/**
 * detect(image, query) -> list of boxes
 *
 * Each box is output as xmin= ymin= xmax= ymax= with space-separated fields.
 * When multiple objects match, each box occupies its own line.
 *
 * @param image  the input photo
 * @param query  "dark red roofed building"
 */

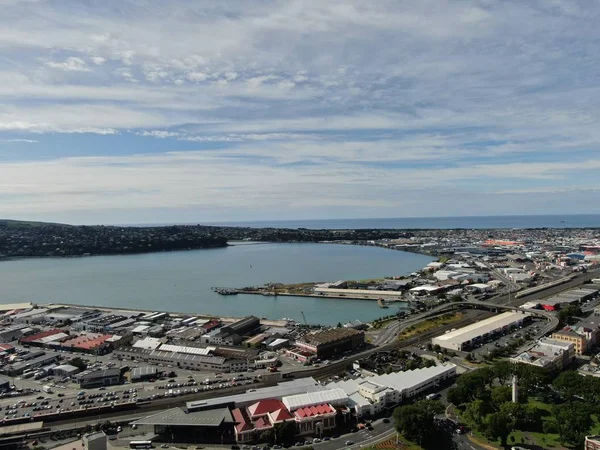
xmin=232 ymin=399 xmax=295 ymax=443
xmin=0 ymin=343 xmax=15 ymax=354
xmin=19 ymin=329 xmax=68 ymax=347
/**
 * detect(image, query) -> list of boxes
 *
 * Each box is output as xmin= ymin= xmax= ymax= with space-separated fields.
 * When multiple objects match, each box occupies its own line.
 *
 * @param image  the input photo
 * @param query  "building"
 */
xmin=133 ymin=365 xmax=458 ymax=444
xmin=60 ymin=333 xmax=113 ymax=354
xmin=551 ymin=313 xmax=600 ymax=355
xmin=82 ymin=432 xmax=108 ymax=450
xmin=114 ymin=346 xmax=249 ymax=372
xmin=133 ymin=407 xmax=237 ymax=444
xmin=585 ymin=435 xmax=600 ymax=450
xmin=0 ymin=376 xmax=10 ymax=393
xmin=77 ymin=368 xmax=122 ymax=388
xmin=53 ymin=364 xmax=81 ymax=377
xmin=223 ymin=316 xmax=260 ymax=336
xmin=131 ymin=366 xmax=159 ymax=382
xmin=43 ymin=307 xmax=100 ymax=325
xmin=431 ymin=312 xmax=530 ymax=351
xmin=0 ymin=325 xmax=30 ymax=343
xmin=294 ymin=328 xmax=364 ymax=359
xmin=9 ymin=308 xmax=49 ymax=324
xmin=328 ymin=364 xmax=456 ymax=416
xmin=511 ymin=338 xmax=575 ymax=371
xmin=19 ymin=329 xmax=69 ymax=347
xmin=4 ymin=353 xmax=58 ymax=376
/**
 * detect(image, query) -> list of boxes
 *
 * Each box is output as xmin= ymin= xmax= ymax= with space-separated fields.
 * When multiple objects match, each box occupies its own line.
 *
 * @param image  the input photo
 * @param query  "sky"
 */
xmin=0 ymin=0 xmax=599 ymax=225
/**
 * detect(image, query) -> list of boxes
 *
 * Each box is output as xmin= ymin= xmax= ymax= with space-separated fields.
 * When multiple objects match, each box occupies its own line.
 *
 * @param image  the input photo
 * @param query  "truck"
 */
xmin=42 ymin=385 xmax=53 ymax=394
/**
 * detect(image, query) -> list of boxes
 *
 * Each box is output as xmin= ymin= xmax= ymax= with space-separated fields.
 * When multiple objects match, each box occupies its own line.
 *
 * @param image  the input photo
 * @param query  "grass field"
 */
xmin=398 ymin=312 xmax=464 ymax=340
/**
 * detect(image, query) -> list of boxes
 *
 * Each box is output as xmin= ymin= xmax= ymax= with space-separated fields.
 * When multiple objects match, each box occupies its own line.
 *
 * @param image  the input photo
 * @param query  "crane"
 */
xmin=300 ymin=311 xmax=308 ymax=326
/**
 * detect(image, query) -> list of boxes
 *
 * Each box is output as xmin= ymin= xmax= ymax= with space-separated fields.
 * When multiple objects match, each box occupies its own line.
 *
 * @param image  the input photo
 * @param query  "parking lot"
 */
xmin=465 ymin=319 xmax=542 ymax=358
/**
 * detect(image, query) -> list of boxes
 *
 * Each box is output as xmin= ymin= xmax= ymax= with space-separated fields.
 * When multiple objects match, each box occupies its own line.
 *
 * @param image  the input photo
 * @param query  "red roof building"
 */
xmin=20 ymin=329 xmax=65 ymax=344
xmin=0 ymin=343 xmax=15 ymax=353
xmin=293 ymin=403 xmax=334 ymax=418
xmin=247 ymin=399 xmax=287 ymax=418
xmin=62 ymin=334 xmax=112 ymax=352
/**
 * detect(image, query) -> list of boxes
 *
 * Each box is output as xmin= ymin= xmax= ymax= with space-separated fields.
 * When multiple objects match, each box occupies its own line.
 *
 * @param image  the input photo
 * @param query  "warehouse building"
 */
xmin=431 ymin=311 xmax=531 ymax=351
xmin=77 ymin=367 xmax=122 ymax=388
xmin=0 ymin=376 xmax=10 ymax=393
xmin=294 ymin=328 xmax=364 ymax=359
xmin=131 ymin=366 xmax=159 ymax=382
xmin=53 ymin=364 xmax=81 ymax=377
xmin=114 ymin=346 xmax=249 ymax=372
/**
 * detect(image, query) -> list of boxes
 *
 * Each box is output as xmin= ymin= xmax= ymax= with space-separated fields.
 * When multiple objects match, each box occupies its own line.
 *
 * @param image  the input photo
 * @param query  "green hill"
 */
xmin=0 ymin=219 xmax=69 ymax=228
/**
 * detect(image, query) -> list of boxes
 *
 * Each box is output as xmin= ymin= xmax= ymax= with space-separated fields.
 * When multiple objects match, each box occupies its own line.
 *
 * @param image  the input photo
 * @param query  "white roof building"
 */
xmin=431 ymin=311 xmax=530 ymax=351
xmin=158 ymin=344 xmax=215 ymax=356
xmin=132 ymin=337 xmax=162 ymax=350
xmin=282 ymin=388 xmax=348 ymax=411
xmin=327 ymin=364 xmax=457 ymax=416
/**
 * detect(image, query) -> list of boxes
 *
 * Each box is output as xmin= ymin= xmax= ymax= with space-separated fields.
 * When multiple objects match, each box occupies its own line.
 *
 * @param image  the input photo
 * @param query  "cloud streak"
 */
xmin=0 ymin=1 xmax=598 ymax=220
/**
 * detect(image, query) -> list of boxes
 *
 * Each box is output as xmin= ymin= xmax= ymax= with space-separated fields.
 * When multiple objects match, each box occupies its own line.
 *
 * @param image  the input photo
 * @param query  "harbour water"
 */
xmin=0 ymin=243 xmax=433 ymax=325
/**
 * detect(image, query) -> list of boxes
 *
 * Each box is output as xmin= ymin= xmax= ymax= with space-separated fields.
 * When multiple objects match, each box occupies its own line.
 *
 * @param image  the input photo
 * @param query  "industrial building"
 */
xmin=114 ymin=346 xmax=249 ymax=372
xmin=431 ymin=311 xmax=530 ymax=351
xmin=131 ymin=366 xmax=159 ymax=382
xmin=53 ymin=364 xmax=81 ymax=377
xmin=294 ymin=328 xmax=364 ymax=359
xmin=540 ymin=287 xmax=599 ymax=311
xmin=77 ymin=367 xmax=122 ymax=388
xmin=0 ymin=376 xmax=10 ymax=393
xmin=511 ymin=338 xmax=575 ymax=370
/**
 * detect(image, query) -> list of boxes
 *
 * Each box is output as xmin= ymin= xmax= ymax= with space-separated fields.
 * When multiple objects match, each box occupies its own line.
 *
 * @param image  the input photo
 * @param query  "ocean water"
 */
xmin=0 ymin=243 xmax=433 ymax=325
xmin=205 ymin=214 xmax=600 ymax=230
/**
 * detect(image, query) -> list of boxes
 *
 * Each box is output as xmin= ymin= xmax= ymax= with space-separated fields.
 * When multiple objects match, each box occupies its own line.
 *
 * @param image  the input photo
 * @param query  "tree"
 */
xmin=336 ymin=322 xmax=342 ymax=328
xmin=393 ymin=400 xmax=443 ymax=446
xmin=492 ymin=360 xmax=514 ymax=386
xmin=552 ymin=403 xmax=593 ymax=446
xmin=69 ymin=357 xmax=87 ymax=371
xmin=553 ymin=370 xmax=583 ymax=404
xmin=462 ymin=399 xmax=489 ymax=430
xmin=486 ymin=411 xmax=514 ymax=446
xmin=259 ymin=428 xmax=275 ymax=444
xmin=423 ymin=358 xmax=436 ymax=368
xmin=273 ymin=421 xmax=296 ymax=445
xmin=558 ymin=304 xmax=583 ymax=326
xmin=490 ymin=386 xmax=512 ymax=410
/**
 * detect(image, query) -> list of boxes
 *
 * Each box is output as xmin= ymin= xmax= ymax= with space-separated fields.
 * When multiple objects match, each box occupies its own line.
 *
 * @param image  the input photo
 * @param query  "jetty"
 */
xmin=212 ymin=287 xmax=238 ymax=295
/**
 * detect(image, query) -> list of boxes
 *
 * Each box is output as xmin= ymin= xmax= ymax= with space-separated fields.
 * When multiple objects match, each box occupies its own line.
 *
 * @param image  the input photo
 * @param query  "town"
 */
xmin=1 ymin=228 xmax=600 ymax=449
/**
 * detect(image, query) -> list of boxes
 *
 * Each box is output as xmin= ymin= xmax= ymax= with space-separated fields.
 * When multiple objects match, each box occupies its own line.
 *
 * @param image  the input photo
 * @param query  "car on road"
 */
xmin=345 ymin=440 xmax=354 ymax=445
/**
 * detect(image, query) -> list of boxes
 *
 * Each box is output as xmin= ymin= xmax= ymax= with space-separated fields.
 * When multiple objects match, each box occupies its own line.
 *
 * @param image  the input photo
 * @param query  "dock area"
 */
xmin=216 ymin=286 xmax=409 ymax=303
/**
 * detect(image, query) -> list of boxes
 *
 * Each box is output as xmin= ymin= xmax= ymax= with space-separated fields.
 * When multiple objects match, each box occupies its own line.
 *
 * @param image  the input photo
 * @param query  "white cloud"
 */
xmin=90 ymin=56 xmax=106 ymax=65
xmin=0 ymin=1 xmax=599 ymax=218
xmin=185 ymin=72 xmax=208 ymax=82
xmin=0 ymin=138 xmax=38 ymax=143
xmin=46 ymin=57 xmax=90 ymax=72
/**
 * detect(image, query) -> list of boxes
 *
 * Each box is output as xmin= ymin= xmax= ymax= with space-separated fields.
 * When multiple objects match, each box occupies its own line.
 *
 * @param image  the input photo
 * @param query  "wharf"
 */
xmin=231 ymin=288 xmax=409 ymax=303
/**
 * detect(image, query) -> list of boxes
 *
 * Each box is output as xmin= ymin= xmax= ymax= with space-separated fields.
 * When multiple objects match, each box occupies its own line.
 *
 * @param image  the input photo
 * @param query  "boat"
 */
xmin=377 ymin=298 xmax=389 ymax=308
